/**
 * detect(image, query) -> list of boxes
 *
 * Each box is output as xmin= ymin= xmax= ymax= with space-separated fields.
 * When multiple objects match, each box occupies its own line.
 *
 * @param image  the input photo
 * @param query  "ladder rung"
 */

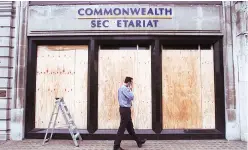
xmin=74 ymin=133 xmax=80 ymax=139
xmin=70 ymin=125 xmax=76 ymax=130
xmin=69 ymin=121 xmax=74 ymax=124
xmin=65 ymin=111 xmax=71 ymax=115
xmin=44 ymin=138 xmax=50 ymax=143
xmin=56 ymin=125 xmax=69 ymax=128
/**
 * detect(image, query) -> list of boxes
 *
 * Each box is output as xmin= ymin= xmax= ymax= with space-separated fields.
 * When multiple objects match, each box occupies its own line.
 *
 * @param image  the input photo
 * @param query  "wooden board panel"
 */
xmin=132 ymin=51 xmax=152 ymax=129
xmin=35 ymin=45 xmax=88 ymax=129
xmin=201 ymin=49 xmax=215 ymax=129
xmin=162 ymin=50 xmax=202 ymax=129
xmin=98 ymin=50 xmax=152 ymax=129
xmin=72 ymin=49 xmax=88 ymax=128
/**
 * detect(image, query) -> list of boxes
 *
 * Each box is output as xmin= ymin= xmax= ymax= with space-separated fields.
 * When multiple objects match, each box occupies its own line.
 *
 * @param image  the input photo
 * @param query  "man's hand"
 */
xmin=128 ymin=85 xmax=133 ymax=91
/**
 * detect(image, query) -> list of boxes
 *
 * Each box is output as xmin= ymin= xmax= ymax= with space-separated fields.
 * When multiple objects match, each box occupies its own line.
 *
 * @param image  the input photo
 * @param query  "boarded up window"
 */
xmin=98 ymin=45 xmax=152 ymax=129
xmin=162 ymin=45 xmax=215 ymax=129
xmin=35 ymin=45 xmax=88 ymax=129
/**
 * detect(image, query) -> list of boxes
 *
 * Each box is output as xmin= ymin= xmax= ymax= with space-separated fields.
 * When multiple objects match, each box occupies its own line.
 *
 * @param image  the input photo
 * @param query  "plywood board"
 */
xmin=73 ymin=49 xmax=88 ymax=128
xmin=132 ymin=51 xmax=152 ymax=129
xmin=162 ymin=50 xmax=202 ymax=129
xmin=98 ymin=50 xmax=152 ymax=129
xmin=35 ymin=45 xmax=88 ymax=129
xmin=201 ymin=49 xmax=215 ymax=129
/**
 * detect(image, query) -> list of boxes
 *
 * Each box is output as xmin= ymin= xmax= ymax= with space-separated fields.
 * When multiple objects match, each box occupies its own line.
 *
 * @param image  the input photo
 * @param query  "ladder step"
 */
xmin=70 ymin=125 xmax=76 ymax=130
xmin=43 ymin=97 xmax=81 ymax=147
xmin=44 ymin=138 xmax=50 ymax=143
xmin=74 ymin=133 xmax=80 ymax=139
xmin=65 ymin=111 xmax=71 ymax=115
xmin=56 ymin=125 xmax=70 ymax=128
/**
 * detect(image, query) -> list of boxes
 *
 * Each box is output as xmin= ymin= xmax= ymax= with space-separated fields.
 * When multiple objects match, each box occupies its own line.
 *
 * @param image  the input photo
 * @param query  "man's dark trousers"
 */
xmin=114 ymin=107 xmax=139 ymax=148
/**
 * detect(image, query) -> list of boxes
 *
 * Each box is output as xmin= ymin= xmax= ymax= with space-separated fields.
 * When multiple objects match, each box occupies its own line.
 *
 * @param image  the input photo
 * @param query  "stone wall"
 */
xmin=223 ymin=1 xmax=248 ymax=142
xmin=231 ymin=1 xmax=248 ymax=142
xmin=0 ymin=1 xmax=29 ymax=140
xmin=10 ymin=1 xmax=28 ymax=140
xmin=0 ymin=1 xmax=15 ymax=140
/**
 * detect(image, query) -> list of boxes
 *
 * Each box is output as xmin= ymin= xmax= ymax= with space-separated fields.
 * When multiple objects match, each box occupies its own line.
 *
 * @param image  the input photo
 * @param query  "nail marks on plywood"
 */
xmin=98 ymin=50 xmax=152 ymax=129
xmin=162 ymin=49 xmax=202 ymax=129
xmin=162 ymin=47 xmax=215 ymax=129
xmin=200 ymin=49 xmax=215 ymax=129
xmin=35 ymin=45 xmax=88 ymax=129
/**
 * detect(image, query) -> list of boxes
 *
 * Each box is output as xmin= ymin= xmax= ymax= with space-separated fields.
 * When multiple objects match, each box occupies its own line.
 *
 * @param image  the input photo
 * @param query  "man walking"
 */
xmin=113 ymin=77 xmax=146 ymax=150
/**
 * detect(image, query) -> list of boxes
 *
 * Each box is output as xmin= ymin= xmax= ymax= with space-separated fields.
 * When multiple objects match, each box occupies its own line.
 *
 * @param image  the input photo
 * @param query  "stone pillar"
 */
xmin=231 ymin=1 xmax=248 ymax=142
xmin=223 ymin=1 xmax=248 ymax=142
xmin=222 ymin=1 xmax=240 ymax=141
xmin=10 ymin=1 xmax=29 ymax=140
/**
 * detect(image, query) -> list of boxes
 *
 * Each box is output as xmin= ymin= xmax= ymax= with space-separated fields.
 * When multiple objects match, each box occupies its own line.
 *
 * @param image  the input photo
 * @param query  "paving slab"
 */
xmin=0 ymin=139 xmax=247 ymax=150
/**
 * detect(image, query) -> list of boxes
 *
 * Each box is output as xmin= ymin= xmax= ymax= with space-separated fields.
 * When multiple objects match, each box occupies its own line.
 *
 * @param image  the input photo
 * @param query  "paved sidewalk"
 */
xmin=0 ymin=139 xmax=247 ymax=150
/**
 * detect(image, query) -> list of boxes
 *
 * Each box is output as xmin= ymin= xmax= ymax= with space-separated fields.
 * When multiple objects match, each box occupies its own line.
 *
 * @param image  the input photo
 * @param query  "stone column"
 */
xmin=222 ymin=1 xmax=240 ymax=141
xmin=10 ymin=1 xmax=29 ymax=140
xmin=231 ymin=1 xmax=248 ymax=142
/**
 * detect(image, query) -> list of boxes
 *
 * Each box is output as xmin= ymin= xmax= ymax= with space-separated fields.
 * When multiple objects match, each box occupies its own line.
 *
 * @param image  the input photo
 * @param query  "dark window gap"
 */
xmin=200 ymin=44 xmax=212 ymax=50
xmin=162 ymin=44 xmax=198 ymax=50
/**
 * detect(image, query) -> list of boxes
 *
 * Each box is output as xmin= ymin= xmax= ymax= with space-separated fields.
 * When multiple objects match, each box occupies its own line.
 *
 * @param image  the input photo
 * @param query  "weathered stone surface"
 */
xmin=238 ymin=55 xmax=248 ymax=82
xmin=17 ymin=67 xmax=26 ymax=89
xmin=0 ymin=99 xmax=9 ymax=109
xmin=0 ymin=17 xmax=11 ymax=26
xmin=10 ymin=109 xmax=24 ymax=140
xmin=227 ymin=109 xmax=236 ymax=122
xmin=0 ymin=37 xmax=10 ymax=47
xmin=229 ymin=1 xmax=248 ymax=142
xmin=16 ymin=88 xmax=25 ymax=109
xmin=0 ymin=57 xmax=13 ymax=67
xmin=0 ymin=79 xmax=12 ymax=88
xmin=0 ymin=27 xmax=11 ymax=36
xmin=0 ymin=48 xmax=12 ymax=57
xmin=10 ymin=1 xmax=29 ymax=141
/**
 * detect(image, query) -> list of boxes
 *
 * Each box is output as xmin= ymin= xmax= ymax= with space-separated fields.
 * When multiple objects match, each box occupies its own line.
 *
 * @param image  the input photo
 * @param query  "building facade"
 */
xmin=0 ymin=1 xmax=247 ymax=141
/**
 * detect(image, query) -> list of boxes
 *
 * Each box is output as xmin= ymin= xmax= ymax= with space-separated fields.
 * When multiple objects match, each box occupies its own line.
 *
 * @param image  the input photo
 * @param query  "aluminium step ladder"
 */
xmin=42 ymin=97 xmax=82 ymax=147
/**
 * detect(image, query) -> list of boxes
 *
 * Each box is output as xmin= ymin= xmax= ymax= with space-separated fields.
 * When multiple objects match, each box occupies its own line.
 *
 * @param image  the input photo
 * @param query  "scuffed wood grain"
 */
xmin=98 ymin=50 xmax=152 ymax=129
xmin=35 ymin=45 xmax=88 ymax=129
xmin=201 ymin=49 xmax=215 ymax=129
xmin=162 ymin=50 xmax=202 ymax=129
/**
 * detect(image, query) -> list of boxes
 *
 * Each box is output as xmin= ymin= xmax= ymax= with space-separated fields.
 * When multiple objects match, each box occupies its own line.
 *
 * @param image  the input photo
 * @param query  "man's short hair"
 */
xmin=124 ymin=76 xmax=133 ymax=83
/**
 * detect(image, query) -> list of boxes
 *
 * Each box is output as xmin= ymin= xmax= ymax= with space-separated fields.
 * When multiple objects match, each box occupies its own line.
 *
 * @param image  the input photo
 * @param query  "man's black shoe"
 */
xmin=137 ymin=139 xmax=147 ymax=148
